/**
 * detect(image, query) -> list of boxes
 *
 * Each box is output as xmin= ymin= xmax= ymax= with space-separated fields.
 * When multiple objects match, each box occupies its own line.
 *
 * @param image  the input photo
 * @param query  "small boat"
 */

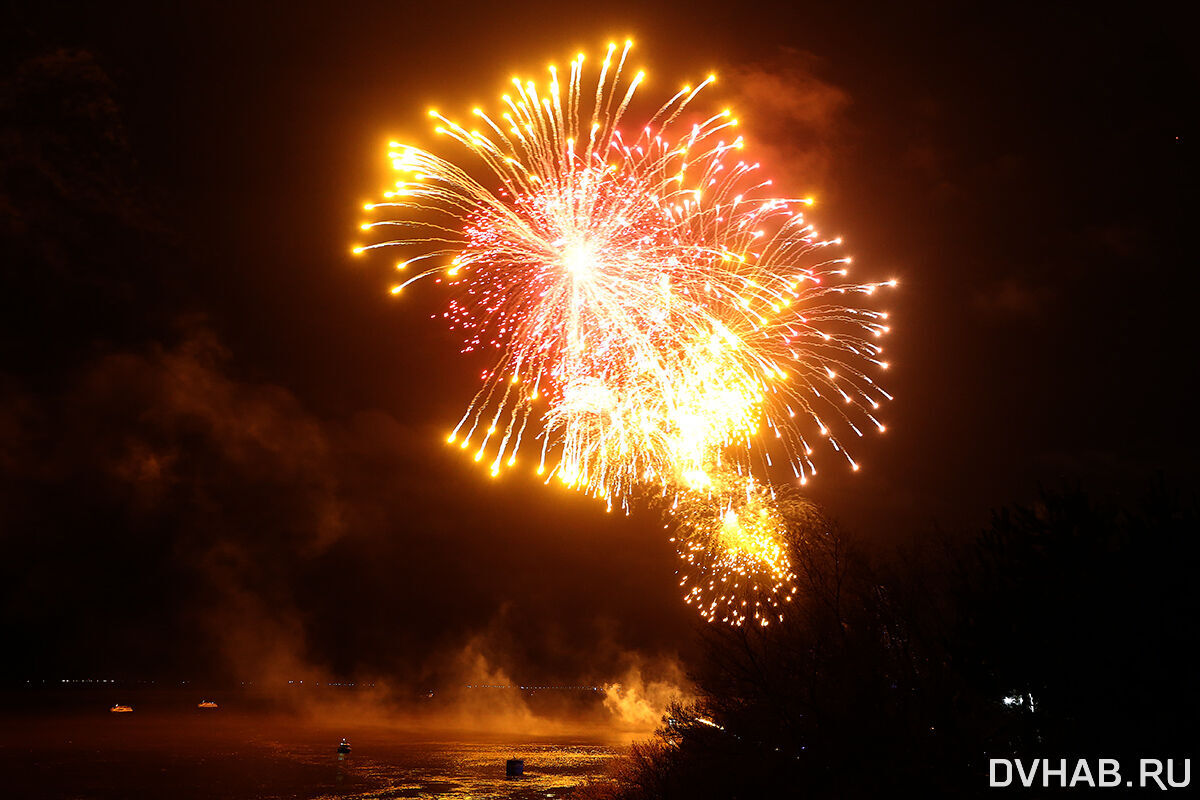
xmin=337 ymin=738 xmax=351 ymax=755
xmin=197 ymin=700 xmax=218 ymax=709
xmin=110 ymin=704 xmax=133 ymax=713
xmin=506 ymin=758 xmax=524 ymax=777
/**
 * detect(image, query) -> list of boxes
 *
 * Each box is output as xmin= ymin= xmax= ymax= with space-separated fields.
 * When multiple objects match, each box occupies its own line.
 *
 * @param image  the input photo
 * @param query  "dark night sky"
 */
xmin=1 ymin=1 xmax=1195 ymax=686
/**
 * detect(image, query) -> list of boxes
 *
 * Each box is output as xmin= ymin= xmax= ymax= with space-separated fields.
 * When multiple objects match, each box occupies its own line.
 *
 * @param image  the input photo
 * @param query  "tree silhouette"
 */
xmin=581 ymin=483 xmax=1198 ymax=798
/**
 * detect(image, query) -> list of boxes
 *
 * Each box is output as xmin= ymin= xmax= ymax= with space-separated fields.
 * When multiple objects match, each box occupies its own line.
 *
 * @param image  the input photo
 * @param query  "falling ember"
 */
xmin=356 ymin=41 xmax=894 ymax=624
xmin=672 ymin=482 xmax=832 ymax=626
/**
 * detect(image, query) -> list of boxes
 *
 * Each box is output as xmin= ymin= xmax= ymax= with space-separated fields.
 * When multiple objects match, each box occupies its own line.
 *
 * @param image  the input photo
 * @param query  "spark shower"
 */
xmin=355 ymin=41 xmax=894 ymax=625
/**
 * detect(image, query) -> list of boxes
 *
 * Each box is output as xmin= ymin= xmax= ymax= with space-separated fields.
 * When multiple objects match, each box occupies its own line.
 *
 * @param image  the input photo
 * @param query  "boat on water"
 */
xmin=337 ymin=738 xmax=351 ymax=755
xmin=197 ymin=700 xmax=218 ymax=708
xmin=109 ymin=705 xmax=133 ymax=713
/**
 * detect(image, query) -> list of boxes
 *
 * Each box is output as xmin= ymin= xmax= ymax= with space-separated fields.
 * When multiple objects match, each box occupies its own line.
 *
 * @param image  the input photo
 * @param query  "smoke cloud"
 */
xmin=723 ymin=48 xmax=851 ymax=195
xmin=0 ymin=322 xmax=694 ymax=736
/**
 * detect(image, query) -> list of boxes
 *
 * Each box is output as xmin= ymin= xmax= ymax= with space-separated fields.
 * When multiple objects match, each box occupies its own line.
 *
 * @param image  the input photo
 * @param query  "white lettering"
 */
xmin=1044 ymin=758 xmax=1068 ymax=787
xmin=1167 ymin=759 xmax=1190 ymax=789
xmin=990 ymin=759 xmax=1013 ymax=787
xmin=1098 ymin=758 xmax=1122 ymax=787
xmin=1069 ymin=759 xmax=1096 ymax=788
xmin=1016 ymin=759 xmax=1039 ymax=788
xmin=1142 ymin=759 xmax=1166 ymax=790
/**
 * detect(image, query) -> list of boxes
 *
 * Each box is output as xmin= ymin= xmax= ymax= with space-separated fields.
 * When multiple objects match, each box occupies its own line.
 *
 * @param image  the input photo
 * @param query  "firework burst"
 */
xmin=355 ymin=41 xmax=894 ymax=625
xmin=672 ymin=480 xmax=831 ymax=625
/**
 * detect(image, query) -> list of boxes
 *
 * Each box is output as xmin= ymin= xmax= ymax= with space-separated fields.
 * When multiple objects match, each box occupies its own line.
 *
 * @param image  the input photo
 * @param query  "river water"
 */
xmin=1 ymin=691 xmax=632 ymax=799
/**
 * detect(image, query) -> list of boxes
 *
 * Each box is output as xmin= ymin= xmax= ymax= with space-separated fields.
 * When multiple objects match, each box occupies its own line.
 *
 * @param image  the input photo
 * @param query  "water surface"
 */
xmin=1 ymin=691 xmax=628 ymax=799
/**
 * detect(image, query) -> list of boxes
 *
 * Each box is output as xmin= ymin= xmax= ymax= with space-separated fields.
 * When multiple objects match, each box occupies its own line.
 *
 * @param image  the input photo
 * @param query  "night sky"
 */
xmin=1 ymin=1 xmax=1194 ymax=688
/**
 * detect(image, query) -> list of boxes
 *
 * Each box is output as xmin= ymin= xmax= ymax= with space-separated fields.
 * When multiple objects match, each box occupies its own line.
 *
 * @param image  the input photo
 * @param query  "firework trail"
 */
xmin=355 ymin=41 xmax=894 ymax=625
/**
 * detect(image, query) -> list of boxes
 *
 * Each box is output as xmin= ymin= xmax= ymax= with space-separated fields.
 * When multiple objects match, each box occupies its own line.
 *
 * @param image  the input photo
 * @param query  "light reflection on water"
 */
xmin=2 ymin=708 xmax=629 ymax=799
xmin=299 ymin=741 xmax=616 ymax=799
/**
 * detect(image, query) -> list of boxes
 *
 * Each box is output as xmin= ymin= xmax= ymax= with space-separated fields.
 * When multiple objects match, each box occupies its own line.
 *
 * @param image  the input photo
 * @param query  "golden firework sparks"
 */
xmin=355 ymin=41 xmax=893 ymax=623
